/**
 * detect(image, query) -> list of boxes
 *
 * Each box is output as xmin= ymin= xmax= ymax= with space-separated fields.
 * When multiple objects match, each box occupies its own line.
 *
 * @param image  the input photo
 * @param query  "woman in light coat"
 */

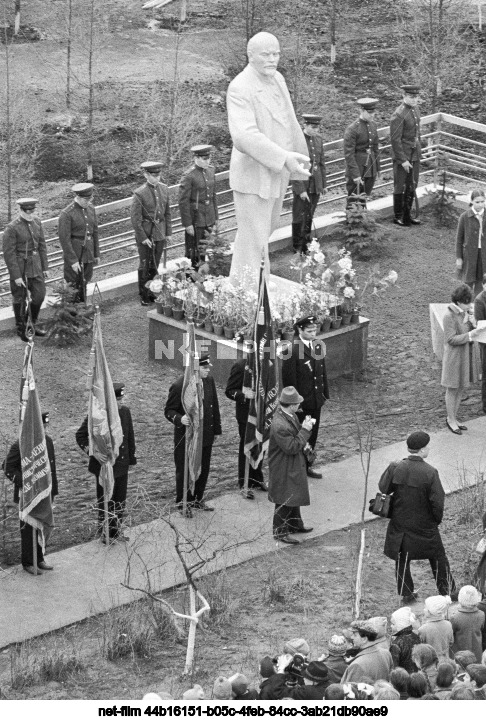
xmin=441 ymin=284 xmax=481 ymax=434
xmin=268 ymin=386 xmax=314 ymax=544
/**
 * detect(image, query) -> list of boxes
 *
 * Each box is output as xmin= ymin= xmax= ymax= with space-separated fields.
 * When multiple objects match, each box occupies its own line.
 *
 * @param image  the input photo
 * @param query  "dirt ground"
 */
xmin=1 ymin=0 xmax=486 ymax=702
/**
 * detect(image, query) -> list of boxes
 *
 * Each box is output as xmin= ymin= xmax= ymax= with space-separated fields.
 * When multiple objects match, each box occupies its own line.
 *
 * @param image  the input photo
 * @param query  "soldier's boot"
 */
xmin=393 ymin=194 xmax=407 ymax=226
xmin=13 ymin=304 xmax=29 ymax=342
xmin=138 ymin=269 xmax=149 ymax=306
xmin=30 ymin=302 xmax=47 ymax=336
xmin=406 ymin=192 xmax=421 ymax=225
xmin=292 ymin=223 xmax=304 ymax=253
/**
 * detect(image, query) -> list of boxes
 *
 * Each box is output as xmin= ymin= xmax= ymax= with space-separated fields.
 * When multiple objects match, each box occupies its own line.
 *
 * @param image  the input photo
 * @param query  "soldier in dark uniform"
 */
xmin=343 ymin=98 xmax=381 ymax=209
xmin=3 ymin=412 xmax=58 ymax=575
xmin=281 ymin=315 xmax=329 ymax=479
xmin=291 ymin=115 xmax=327 ymax=254
xmin=164 ymin=354 xmax=221 ymax=517
xmin=131 ymin=161 xmax=173 ymax=306
xmin=225 ymin=356 xmax=267 ymax=499
xmin=2 ymin=197 xmax=49 ymax=341
xmin=58 ymin=183 xmax=100 ymax=303
xmin=178 ymin=145 xmax=219 ymax=268
xmin=390 ymin=84 xmax=422 ymax=227
xmin=76 ymin=382 xmax=137 ymax=543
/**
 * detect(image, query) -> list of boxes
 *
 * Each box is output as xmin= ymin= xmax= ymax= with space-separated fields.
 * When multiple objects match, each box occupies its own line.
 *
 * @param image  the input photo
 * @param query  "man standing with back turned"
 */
xmin=379 ymin=431 xmax=457 ymax=604
xmin=227 ymin=31 xmax=310 ymax=283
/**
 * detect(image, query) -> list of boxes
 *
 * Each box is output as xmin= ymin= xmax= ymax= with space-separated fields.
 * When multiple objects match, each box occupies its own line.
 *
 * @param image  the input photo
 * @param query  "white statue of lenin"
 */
xmin=227 ymin=32 xmax=310 ymax=283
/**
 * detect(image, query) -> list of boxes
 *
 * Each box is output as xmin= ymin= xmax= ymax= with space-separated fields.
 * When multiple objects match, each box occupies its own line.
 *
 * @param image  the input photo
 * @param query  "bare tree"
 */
xmin=14 ymin=1 xmax=20 ymax=36
xmin=3 ymin=13 xmax=13 ymax=220
xmin=86 ymin=0 xmax=96 ymax=181
xmin=66 ymin=0 xmax=73 ymax=109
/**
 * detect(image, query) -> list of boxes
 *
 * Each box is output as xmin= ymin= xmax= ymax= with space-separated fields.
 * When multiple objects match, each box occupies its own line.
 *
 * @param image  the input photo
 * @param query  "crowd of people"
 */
xmin=143 ymin=594 xmax=486 ymax=701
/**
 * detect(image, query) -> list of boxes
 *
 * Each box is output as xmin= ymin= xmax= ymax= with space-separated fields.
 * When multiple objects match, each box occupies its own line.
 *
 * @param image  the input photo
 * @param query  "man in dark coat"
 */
xmin=390 ymin=84 xmax=422 ymax=227
xmin=379 ymin=430 xmax=457 ymax=602
xmin=268 ymin=386 xmax=314 ymax=544
xmin=474 ymin=274 xmax=486 ymax=412
xmin=3 ymin=412 xmax=58 ymax=575
xmin=291 ymin=114 xmax=327 ymax=254
xmin=2 ymin=197 xmax=49 ymax=341
xmin=225 ymin=356 xmax=267 ymax=499
xmin=281 ymin=315 xmax=329 ymax=479
xmin=58 ymin=183 xmax=100 ymax=303
xmin=131 ymin=161 xmax=173 ymax=306
xmin=76 ymin=382 xmax=137 ymax=542
xmin=164 ymin=354 xmax=221 ymax=516
xmin=178 ymin=145 xmax=218 ymax=268
xmin=343 ymin=98 xmax=381 ymax=209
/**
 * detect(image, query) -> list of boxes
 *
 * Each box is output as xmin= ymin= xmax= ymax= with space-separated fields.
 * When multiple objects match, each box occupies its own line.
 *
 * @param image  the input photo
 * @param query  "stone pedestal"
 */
xmin=148 ymin=310 xmax=369 ymax=386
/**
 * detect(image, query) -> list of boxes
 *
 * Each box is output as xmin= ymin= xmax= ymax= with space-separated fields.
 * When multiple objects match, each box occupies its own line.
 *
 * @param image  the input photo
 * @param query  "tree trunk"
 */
xmin=66 ymin=0 xmax=73 ymax=109
xmin=4 ymin=22 xmax=12 ymax=220
xmin=87 ymin=0 xmax=95 ymax=181
xmin=14 ymin=1 xmax=20 ymax=36
xmin=330 ymin=0 xmax=337 ymax=64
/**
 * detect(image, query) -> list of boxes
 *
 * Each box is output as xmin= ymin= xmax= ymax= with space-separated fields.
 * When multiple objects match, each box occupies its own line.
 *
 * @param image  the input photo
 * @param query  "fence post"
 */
xmin=433 ymin=113 xmax=442 ymax=187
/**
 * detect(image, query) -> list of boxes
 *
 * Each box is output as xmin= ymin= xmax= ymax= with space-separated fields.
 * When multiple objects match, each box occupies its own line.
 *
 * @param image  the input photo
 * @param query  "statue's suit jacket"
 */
xmin=227 ymin=65 xmax=308 ymax=200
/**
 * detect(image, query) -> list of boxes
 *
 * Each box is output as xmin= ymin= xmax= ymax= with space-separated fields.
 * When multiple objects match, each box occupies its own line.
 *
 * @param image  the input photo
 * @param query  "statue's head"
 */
xmin=247 ymin=32 xmax=280 ymax=79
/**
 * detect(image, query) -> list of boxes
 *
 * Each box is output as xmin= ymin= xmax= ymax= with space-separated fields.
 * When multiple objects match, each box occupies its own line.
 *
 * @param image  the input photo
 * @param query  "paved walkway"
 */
xmin=1 ymin=416 xmax=485 ymax=649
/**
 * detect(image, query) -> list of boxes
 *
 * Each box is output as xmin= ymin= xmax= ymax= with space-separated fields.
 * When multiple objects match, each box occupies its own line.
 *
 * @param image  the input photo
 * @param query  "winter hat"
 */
xmin=259 ymin=656 xmax=275 ymax=678
xmin=454 ymin=650 xmax=477 ymax=672
xmin=212 ymin=676 xmax=233 ymax=700
xmin=328 ymin=634 xmax=348 ymax=655
xmin=466 ymin=663 xmax=486 ymax=687
xmin=350 ymin=620 xmax=377 ymax=638
xmin=182 ymin=684 xmax=205 ymax=700
xmin=391 ymin=606 xmax=416 ymax=633
xmin=228 ymin=673 xmax=249 ymax=697
xmin=283 ymin=638 xmax=310 ymax=657
xmin=458 ymin=585 xmax=481 ymax=608
xmin=368 ymin=617 xmax=387 ymax=639
xmin=302 ymin=661 xmax=329 ymax=684
xmin=424 ymin=595 xmax=451 ymax=618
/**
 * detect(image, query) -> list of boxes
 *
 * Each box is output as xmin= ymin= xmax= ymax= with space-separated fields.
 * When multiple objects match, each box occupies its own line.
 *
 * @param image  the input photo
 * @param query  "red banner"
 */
xmin=19 ymin=343 xmax=53 ymax=551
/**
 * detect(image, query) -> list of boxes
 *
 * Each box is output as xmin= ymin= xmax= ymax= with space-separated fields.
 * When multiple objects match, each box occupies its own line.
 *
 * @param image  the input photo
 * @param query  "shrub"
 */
xmin=344 ymin=204 xmax=387 ymax=260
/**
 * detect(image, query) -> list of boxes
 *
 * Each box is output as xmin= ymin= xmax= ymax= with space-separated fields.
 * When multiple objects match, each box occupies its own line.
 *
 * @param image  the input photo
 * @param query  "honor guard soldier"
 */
xmin=131 ymin=161 xmax=172 ymax=306
xmin=164 ymin=354 xmax=221 ymax=517
xmin=343 ymin=98 xmax=381 ymax=208
xmin=76 ymin=382 xmax=137 ymax=543
xmin=2 ymin=197 xmax=49 ymax=341
xmin=178 ymin=145 xmax=219 ymax=268
xmin=58 ymin=183 xmax=100 ymax=303
xmin=281 ymin=315 xmax=329 ymax=479
xmin=3 ymin=412 xmax=58 ymax=575
xmin=390 ymin=84 xmax=422 ymax=227
xmin=291 ymin=115 xmax=327 ymax=254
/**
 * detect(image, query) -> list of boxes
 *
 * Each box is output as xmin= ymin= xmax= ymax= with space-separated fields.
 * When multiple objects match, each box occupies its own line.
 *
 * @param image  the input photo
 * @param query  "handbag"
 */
xmin=369 ymin=492 xmax=393 ymax=518
xmin=475 ymin=536 xmax=486 ymax=556
xmin=368 ymin=461 xmax=397 ymax=518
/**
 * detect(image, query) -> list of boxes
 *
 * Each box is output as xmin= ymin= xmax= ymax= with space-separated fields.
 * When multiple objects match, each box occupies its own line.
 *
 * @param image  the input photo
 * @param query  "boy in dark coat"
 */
xmin=225 ymin=356 xmax=266 ymax=498
xmin=76 ymin=382 xmax=136 ymax=542
xmin=379 ymin=431 xmax=456 ymax=602
xmin=3 ymin=412 xmax=58 ymax=574
xmin=164 ymin=354 xmax=221 ymax=516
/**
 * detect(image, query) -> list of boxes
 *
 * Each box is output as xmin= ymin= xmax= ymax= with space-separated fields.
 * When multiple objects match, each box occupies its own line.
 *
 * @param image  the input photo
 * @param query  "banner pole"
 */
xmin=103 ymin=474 xmax=110 ymax=543
xmin=183 ymin=433 xmax=189 ymax=516
xmin=243 ymin=456 xmax=250 ymax=496
xmin=32 ymin=527 xmax=38 ymax=575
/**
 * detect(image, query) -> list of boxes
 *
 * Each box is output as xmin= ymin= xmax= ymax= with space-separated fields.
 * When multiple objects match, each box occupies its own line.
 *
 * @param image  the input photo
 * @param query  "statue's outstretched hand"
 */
xmin=285 ymin=151 xmax=310 ymax=178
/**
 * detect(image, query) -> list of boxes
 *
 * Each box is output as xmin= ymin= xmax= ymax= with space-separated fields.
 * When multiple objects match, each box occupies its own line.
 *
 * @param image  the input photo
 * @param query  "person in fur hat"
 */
xmin=389 ymin=606 xmax=421 ymax=673
xmin=418 ymin=595 xmax=453 ymax=660
xmin=451 ymin=585 xmax=485 ymax=662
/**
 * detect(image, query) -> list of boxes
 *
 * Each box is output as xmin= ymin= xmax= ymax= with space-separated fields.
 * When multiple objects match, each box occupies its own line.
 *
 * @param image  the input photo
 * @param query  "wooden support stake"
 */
xmin=243 ymin=456 xmax=250 ymax=496
xmin=182 ymin=439 xmax=189 ymax=516
xmin=104 ymin=492 xmax=109 ymax=545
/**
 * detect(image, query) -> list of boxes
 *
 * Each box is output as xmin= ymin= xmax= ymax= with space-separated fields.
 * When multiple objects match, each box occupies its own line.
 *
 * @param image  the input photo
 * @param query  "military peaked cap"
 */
xmin=199 ymin=353 xmax=212 ymax=366
xmin=302 ymin=114 xmax=322 ymax=125
xmin=17 ymin=197 xmax=39 ymax=209
xmin=400 ymin=84 xmax=420 ymax=96
xmin=140 ymin=161 xmax=164 ymax=173
xmin=357 ymin=97 xmax=379 ymax=111
xmin=71 ymin=183 xmax=94 ymax=197
xmin=190 ymin=145 xmax=212 ymax=157
xmin=294 ymin=314 xmax=319 ymax=330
